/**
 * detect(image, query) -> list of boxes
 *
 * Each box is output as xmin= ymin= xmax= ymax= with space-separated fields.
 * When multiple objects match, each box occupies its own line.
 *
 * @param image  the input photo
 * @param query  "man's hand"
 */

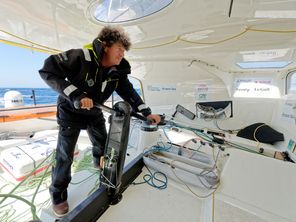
xmin=147 ymin=114 xmax=161 ymax=125
xmin=80 ymin=97 xmax=93 ymax=110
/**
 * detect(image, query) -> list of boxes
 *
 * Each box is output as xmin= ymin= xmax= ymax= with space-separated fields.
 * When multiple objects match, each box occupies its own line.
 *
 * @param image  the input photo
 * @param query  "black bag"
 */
xmin=237 ymin=123 xmax=284 ymax=144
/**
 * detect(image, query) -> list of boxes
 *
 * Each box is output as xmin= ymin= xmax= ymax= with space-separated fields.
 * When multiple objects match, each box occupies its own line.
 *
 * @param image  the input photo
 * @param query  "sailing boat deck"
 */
xmin=0 ymin=117 xmax=296 ymax=221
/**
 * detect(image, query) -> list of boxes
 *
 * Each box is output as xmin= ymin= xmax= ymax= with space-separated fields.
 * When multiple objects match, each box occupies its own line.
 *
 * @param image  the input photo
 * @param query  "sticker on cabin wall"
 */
xmin=287 ymin=139 xmax=296 ymax=151
xmin=197 ymin=93 xmax=207 ymax=100
xmin=233 ymin=78 xmax=278 ymax=98
xmin=196 ymin=83 xmax=209 ymax=100
xmin=280 ymin=100 xmax=296 ymax=122
xmin=147 ymin=84 xmax=176 ymax=92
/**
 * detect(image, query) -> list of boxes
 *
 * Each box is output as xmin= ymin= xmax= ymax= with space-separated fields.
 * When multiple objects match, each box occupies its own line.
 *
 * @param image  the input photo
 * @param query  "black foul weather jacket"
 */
xmin=39 ymin=46 xmax=151 ymax=129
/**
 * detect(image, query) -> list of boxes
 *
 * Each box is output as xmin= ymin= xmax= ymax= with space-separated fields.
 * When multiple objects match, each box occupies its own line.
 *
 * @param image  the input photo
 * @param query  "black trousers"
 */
xmin=49 ymin=113 xmax=107 ymax=204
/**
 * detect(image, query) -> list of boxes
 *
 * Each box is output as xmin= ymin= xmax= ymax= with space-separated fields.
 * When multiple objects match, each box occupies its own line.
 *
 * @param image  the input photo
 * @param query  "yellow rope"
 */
xmin=253 ymin=123 xmax=266 ymax=149
xmin=0 ymin=29 xmax=61 ymax=53
xmin=180 ymin=28 xmax=248 ymax=45
xmin=0 ymin=38 xmax=60 ymax=54
xmin=132 ymin=26 xmax=296 ymax=49
xmin=132 ymin=36 xmax=180 ymax=49
xmin=247 ymin=28 xmax=296 ymax=33
xmin=2 ymin=25 xmax=296 ymax=53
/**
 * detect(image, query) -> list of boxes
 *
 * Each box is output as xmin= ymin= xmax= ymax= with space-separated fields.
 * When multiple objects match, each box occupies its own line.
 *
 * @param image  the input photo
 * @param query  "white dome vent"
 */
xmin=4 ymin=90 xmax=24 ymax=108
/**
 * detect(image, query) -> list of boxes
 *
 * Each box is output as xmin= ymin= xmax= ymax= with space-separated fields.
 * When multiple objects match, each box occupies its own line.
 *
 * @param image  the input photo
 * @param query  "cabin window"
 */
xmin=286 ymin=70 xmax=296 ymax=94
xmin=0 ymin=44 xmax=58 ymax=109
xmin=107 ymin=76 xmax=144 ymax=107
xmin=89 ymin=0 xmax=173 ymax=23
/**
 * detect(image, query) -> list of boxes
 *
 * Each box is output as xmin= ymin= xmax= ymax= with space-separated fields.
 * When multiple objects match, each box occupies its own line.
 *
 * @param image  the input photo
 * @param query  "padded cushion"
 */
xmin=237 ymin=123 xmax=284 ymax=144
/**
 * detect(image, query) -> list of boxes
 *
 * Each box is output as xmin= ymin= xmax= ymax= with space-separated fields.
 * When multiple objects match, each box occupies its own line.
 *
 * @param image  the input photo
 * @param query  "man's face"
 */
xmin=104 ymin=42 xmax=125 ymax=66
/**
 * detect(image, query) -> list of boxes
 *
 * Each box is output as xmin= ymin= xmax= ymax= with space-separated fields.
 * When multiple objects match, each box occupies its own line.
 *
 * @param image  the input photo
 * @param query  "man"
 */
xmin=39 ymin=25 xmax=160 ymax=217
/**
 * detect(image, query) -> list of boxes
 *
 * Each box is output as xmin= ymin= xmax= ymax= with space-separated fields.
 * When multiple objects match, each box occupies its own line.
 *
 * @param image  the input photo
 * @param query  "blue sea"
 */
xmin=0 ymin=87 xmax=142 ymax=108
xmin=0 ymin=88 xmax=58 ymax=108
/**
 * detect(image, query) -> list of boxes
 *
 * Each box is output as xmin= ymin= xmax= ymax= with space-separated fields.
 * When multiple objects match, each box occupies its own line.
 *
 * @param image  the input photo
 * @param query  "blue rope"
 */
xmin=143 ymin=127 xmax=173 ymax=155
xmin=143 ymin=145 xmax=171 ymax=155
xmin=132 ymin=166 xmax=168 ymax=190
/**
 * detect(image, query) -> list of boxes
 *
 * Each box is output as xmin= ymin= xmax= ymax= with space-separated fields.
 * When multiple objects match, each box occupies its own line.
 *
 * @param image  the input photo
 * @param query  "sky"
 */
xmin=0 ymin=43 xmax=49 ymax=88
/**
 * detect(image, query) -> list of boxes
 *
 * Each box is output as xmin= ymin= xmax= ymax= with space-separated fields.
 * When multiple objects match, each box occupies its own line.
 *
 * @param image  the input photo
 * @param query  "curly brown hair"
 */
xmin=97 ymin=25 xmax=131 ymax=51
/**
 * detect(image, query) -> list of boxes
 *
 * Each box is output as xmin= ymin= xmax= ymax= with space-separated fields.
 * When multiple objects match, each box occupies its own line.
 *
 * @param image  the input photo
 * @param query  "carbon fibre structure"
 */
xmin=59 ymin=101 xmax=144 ymax=222
xmin=101 ymin=101 xmax=132 ymax=199
xmin=59 ymin=155 xmax=144 ymax=222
